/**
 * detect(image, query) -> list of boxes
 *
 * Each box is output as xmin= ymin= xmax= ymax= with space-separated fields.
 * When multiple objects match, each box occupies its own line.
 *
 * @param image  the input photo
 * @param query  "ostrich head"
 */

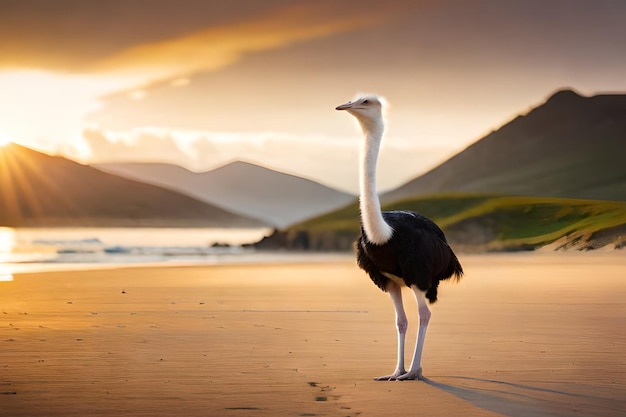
xmin=336 ymin=94 xmax=386 ymax=135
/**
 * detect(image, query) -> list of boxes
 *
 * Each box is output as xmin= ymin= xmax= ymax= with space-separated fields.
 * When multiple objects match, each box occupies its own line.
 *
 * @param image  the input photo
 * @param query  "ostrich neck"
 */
xmin=359 ymin=118 xmax=393 ymax=244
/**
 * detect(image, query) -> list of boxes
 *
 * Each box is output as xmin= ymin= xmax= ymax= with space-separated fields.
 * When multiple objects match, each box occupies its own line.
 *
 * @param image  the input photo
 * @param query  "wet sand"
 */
xmin=1 ymin=253 xmax=624 ymax=416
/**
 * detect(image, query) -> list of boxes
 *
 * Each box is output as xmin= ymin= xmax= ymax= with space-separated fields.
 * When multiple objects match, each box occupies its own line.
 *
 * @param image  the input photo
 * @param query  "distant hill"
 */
xmin=280 ymin=193 xmax=626 ymax=252
xmin=94 ymin=161 xmax=356 ymax=228
xmin=0 ymin=144 xmax=265 ymax=227
xmin=382 ymin=89 xmax=626 ymax=204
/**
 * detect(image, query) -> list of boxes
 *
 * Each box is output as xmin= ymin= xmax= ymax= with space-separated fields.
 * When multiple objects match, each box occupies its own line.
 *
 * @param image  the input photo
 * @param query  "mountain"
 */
xmin=382 ymin=89 xmax=626 ymax=204
xmin=0 ymin=144 xmax=264 ymax=227
xmin=94 ymin=161 xmax=356 ymax=228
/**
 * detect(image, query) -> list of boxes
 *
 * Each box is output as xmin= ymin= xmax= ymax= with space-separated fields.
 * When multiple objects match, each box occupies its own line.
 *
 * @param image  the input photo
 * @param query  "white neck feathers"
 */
xmin=357 ymin=115 xmax=393 ymax=244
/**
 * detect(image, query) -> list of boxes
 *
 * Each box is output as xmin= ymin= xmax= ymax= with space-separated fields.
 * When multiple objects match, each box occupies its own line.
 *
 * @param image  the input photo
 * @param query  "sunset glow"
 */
xmin=0 ymin=70 xmax=142 ymax=159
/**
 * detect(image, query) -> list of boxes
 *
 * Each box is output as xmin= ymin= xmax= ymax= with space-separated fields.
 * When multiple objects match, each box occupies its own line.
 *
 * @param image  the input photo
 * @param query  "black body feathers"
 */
xmin=356 ymin=210 xmax=463 ymax=303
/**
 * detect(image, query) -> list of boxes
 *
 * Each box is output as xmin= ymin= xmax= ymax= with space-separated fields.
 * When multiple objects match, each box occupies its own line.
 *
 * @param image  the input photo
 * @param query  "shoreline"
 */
xmin=2 ymin=248 xmax=623 ymax=276
xmin=1 ymin=251 xmax=355 ymax=276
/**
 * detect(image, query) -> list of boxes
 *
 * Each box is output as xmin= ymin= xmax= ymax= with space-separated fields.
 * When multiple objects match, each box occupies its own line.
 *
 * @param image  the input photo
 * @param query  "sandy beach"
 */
xmin=1 ymin=253 xmax=624 ymax=417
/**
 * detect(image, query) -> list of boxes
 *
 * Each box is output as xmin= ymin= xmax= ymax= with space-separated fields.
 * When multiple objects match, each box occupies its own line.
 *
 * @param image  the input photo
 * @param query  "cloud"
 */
xmin=1 ymin=2 xmax=389 ymax=79
xmin=83 ymin=126 xmax=210 ymax=165
xmin=170 ymin=78 xmax=190 ymax=87
xmin=81 ymin=125 xmax=450 ymax=193
xmin=92 ymin=3 xmax=389 ymax=83
xmin=128 ymin=90 xmax=147 ymax=100
xmin=0 ymin=1 xmax=270 ymax=71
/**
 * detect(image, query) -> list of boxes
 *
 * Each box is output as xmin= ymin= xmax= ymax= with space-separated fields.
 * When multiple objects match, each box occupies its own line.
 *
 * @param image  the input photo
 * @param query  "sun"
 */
xmin=0 ymin=132 xmax=11 ymax=147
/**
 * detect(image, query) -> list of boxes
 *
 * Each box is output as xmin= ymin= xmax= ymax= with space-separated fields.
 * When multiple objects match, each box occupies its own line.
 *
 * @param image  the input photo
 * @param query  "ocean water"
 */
xmin=0 ymin=227 xmax=274 ymax=275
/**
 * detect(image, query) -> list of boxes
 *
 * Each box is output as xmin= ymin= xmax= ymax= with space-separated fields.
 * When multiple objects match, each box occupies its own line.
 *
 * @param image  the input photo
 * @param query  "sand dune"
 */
xmin=1 ymin=253 xmax=624 ymax=416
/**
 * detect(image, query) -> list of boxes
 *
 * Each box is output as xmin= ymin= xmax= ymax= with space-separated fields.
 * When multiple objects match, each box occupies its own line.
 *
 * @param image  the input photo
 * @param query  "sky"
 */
xmin=1 ymin=0 xmax=625 ymax=193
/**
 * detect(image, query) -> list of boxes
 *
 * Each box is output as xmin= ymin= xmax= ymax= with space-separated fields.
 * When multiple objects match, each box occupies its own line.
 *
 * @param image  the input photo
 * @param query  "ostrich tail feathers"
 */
xmin=445 ymin=249 xmax=464 ymax=282
xmin=434 ymin=236 xmax=463 ymax=283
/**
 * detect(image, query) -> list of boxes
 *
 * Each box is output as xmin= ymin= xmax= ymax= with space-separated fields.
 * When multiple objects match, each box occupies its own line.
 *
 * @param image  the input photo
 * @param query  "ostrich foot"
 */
xmin=373 ymin=369 xmax=406 ymax=381
xmin=396 ymin=367 xmax=424 ymax=381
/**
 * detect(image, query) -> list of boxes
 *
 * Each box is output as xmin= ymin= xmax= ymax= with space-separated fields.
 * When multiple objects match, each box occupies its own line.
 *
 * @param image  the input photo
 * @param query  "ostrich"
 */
xmin=336 ymin=94 xmax=463 ymax=381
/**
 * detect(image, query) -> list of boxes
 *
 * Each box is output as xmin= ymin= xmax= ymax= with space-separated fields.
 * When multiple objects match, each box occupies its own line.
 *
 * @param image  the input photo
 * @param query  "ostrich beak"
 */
xmin=335 ymin=101 xmax=353 ymax=111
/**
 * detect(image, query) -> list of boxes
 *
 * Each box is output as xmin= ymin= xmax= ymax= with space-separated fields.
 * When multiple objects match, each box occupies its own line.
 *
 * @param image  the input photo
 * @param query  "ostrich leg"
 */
xmin=374 ymin=281 xmax=408 ymax=381
xmin=397 ymin=287 xmax=431 ymax=380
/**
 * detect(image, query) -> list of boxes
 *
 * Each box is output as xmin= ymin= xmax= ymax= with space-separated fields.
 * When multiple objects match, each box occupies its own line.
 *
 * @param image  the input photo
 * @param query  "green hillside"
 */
xmin=291 ymin=194 xmax=626 ymax=251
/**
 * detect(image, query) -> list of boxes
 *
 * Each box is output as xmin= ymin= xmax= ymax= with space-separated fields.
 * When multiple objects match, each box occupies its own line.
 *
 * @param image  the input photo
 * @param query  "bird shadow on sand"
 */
xmin=422 ymin=376 xmax=622 ymax=417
